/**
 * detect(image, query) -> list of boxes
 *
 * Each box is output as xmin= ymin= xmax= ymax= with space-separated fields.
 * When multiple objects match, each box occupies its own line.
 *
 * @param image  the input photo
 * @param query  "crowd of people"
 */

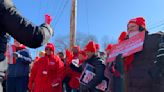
xmin=0 ymin=0 xmax=164 ymax=92
xmin=1 ymin=40 xmax=107 ymax=92
xmin=0 ymin=16 xmax=163 ymax=92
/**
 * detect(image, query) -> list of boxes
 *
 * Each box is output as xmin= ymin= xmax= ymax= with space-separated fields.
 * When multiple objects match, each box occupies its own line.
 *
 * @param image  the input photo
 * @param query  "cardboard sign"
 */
xmin=107 ymin=31 xmax=145 ymax=62
xmin=80 ymin=64 xmax=109 ymax=91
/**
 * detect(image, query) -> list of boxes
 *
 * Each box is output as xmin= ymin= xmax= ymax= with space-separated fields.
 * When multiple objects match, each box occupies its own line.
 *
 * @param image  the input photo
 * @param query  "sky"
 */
xmin=12 ymin=0 xmax=164 ymax=59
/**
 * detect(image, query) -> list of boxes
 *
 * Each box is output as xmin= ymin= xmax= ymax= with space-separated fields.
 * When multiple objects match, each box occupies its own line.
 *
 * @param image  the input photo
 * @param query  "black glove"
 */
xmin=109 ymin=54 xmax=123 ymax=72
xmin=114 ymin=54 xmax=123 ymax=70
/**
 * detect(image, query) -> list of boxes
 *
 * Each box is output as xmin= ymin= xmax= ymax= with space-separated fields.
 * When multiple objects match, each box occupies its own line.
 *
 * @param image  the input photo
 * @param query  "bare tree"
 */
xmin=53 ymin=32 xmax=98 ymax=52
xmin=81 ymin=34 xmax=98 ymax=48
xmin=101 ymin=35 xmax=117 ymax=51
xmin=76 ymin=32 xmax=86 ymax=47
xmin=101 ymin=35 xmax=110 ymax=50
xmin=53 ymin=35 xmax=70 ymax=52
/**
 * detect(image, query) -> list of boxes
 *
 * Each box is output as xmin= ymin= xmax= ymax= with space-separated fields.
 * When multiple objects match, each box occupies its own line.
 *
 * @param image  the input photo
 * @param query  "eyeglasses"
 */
xmin=45 ymin=48 xmax=52 ymax=51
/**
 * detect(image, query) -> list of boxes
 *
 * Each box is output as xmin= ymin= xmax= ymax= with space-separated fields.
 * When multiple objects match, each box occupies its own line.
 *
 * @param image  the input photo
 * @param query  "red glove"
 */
xmin=52 ymin=79 xmax=61 ymax=87
xmin=45 ymin=14 xmax=52 ymax=24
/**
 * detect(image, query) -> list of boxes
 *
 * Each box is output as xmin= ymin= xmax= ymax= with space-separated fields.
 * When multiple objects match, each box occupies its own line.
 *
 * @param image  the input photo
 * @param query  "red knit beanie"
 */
xmin=45 ymin=43 xmax=55 ymax=52
xmin=128 ymin=17 xmax=146 ymax=28
xmin=84 ymin=41 xmax=96 ymax=53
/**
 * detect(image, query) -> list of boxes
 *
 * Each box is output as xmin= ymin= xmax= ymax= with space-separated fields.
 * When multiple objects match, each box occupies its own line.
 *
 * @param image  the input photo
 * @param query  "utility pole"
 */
xmin=70 ymin=0 xmax=77 ymax=50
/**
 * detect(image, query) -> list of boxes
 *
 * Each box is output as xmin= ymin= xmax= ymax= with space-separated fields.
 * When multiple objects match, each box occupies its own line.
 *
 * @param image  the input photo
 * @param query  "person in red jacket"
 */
xmin=72 ymin=46 xmax=80 ymax=59
xmin=69 ymin=50 xmax=87 ymax=92
xmin=28 ymin=43 xmax=64 ymax=92
xmin=62 ymin=46 xmax=80 ymax=92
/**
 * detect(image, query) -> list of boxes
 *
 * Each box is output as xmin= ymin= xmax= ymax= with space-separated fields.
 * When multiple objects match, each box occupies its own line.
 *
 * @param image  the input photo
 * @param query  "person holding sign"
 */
xmin=112 ymin=17 xmax=164 ymax=92
xmin=70 ymin=41 xmax=105 ymax=92
xmin=6 ymin=40 xmax=32 ymax=92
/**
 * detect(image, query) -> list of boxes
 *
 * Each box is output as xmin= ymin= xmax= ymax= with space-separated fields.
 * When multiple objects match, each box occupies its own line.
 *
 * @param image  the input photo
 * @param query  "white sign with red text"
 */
xmin=80 ymin=64 xmax=109 ymax=92
xmin=107 ymin=31 xmax=145 ymax=62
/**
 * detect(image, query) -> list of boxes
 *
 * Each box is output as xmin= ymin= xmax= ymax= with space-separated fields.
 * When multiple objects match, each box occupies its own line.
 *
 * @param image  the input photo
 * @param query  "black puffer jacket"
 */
xmin=126 ymin=32 xmax=164 ymax=92
xmin=0 ymin=0 xmax=53 ymax=48
xmin=70 ymin=55 xmax=105 ymax=91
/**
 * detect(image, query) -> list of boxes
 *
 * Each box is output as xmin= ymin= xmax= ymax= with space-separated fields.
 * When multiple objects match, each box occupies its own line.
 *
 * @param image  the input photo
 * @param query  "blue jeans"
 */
xmin=6 ymin=76 xmax=28 ymax=92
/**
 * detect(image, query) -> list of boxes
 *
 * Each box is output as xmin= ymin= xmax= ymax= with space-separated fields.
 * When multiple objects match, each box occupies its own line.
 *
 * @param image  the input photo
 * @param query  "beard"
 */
xmin=128 ymin=31 xmax=140 ymax=38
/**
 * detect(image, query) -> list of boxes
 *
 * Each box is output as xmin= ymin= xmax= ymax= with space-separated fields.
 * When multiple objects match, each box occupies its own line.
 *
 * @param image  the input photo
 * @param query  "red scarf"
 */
xmin=119 ymin=32 xmax=135 ymax=71
xmin=124 ymin=54 xmax=134 ymax=71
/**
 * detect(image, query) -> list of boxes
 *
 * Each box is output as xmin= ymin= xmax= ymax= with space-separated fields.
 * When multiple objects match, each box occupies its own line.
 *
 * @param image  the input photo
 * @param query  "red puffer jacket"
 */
xmin=28 ymin=54 xmax=64 ymax=92
xmin=68 ymin=60 xmax=84 ymax=89
xmin=68 ymin=50 xmax=87 ymax=89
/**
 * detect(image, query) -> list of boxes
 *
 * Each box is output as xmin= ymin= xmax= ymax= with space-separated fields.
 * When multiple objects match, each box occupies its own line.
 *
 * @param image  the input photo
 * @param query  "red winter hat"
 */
xmin=128 ymin=17 xmax=146 ymax=28
xmin=118 ymin=31 xmax=127 ymax=43
xmin=105 ymin=44 xmax=112 ymax=51
xmin=84 ymin=41 xmax=96 ymax=53
xmin=95 ymin=44 xmax=100 ymax=51
xmin=45 ymin=43 xmax=55 ymax=52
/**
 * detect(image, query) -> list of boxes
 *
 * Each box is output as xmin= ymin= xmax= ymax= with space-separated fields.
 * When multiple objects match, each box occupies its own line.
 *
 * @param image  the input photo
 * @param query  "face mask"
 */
xmin=128 ymin=31 xmax=140 ymax=38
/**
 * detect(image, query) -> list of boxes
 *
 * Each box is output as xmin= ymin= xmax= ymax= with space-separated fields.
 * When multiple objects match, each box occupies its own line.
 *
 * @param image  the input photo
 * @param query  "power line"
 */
xmin=48 ymin=0 xmax=59 ymax=14
xmin=42 ymin=0 xmax=65 ymax=27
xmin=148 ymin=19 xmax=164 ymax=30
xmin=148 ymin=19 xmax=164 ymax=28
xmin=38 ymin=0 xmax=42 ymax=15
xmin=53 ymin=0 xmax=70 ymax=27
xmin=85 ymin=0 xmax=90 ymax=35
xmin=53 ymin=0 xmax=66 ymax=20
xmin=148 ymin=22 xmax=164 ymax=30
xmin=54 ymin=0 xmax=69 ymax=27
